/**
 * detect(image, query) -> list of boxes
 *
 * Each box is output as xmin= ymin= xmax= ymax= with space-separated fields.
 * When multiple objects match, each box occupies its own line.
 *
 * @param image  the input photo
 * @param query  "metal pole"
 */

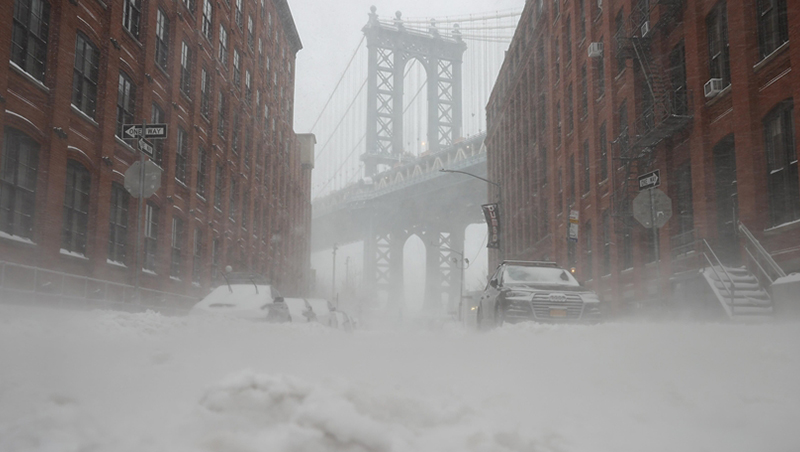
xmin=459 ymin=250 xmax=465 ymax=318
xmin=331 ymin=243 xmax=338 ymax=304
xmin=649 ymin=188 xmax=661 ymax=309
xmin=133 ymin=120 xmax=147 ymax=302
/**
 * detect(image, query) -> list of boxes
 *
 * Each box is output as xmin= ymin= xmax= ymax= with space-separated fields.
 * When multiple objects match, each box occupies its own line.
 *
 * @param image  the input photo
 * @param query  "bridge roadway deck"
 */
xmin=312 ymin=138 xmax=489 ymax=251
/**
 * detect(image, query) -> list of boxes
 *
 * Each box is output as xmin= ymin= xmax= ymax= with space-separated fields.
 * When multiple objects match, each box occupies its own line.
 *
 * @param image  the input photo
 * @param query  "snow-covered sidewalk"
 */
xmin=0 ymin=304 xmax=798 ymax=452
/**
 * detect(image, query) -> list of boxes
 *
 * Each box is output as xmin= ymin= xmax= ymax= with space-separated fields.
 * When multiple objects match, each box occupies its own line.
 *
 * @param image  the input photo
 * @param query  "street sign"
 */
xmin=138 ymin=138 xmax=154 ymax=157
xmin=638 ymin=169 xmax=661 ymax=191
xmin=124 ymin=160 xmax=162 ymax=198
xmin=568 ymin=210 xmax=579 ymax=242
xmin=633 ymin=188 xmax=672 ymax=229
xmin=122 ymin=124 xmax=169 ymax=139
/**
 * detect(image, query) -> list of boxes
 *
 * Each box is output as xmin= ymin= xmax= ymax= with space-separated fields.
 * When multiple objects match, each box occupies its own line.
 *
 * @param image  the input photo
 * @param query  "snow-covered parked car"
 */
xmin=280 ymin=298 xmax=317 ymax=323
xmin=477 ymin=260 xmax=602 ymax=328
xmin=191 ymin=281 xmax=282 ymax=321
xmin=304 ymin=298 xmax=335 ymax=325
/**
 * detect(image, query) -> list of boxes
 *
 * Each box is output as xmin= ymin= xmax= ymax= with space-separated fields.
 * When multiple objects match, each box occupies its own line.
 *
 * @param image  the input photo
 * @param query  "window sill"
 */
xmin=621 ymin=267 xmax=634 ymax=274
xmin=9 ymin=62 xmax=49 ymax=93
xmin=764 ymin=218 xmax=800 ymax=236
xmin=704 ymin=85 xmax=732 ymax=107
xmin=155 ymin=64 xmax=170 ymax=80
xmin=175 ymin=178 xmax=189 ymax=189
xmin=142 ymin=269 xmax=157 ymax=276
xmin=60 ymin=249 xmax=89 ymax=260
xmin=70 ymin=104 xmax=99 ymax=127
xmin=115 ymin=136 xmax=136 ymax=153
xmin=107 ymin=259 xmax=127 ymax=268
xmin=0 ymin=231 xmax=36 ymax=246
xmin=122 ymin=28 xmax=143 ymax=49
xmin=754 ymin=41 xmax=790 ymax=73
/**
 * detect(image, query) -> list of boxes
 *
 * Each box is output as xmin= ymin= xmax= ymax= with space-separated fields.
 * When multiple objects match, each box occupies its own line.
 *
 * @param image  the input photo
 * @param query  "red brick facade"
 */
xmin=487 ymin=0 xmax=800 ymax=313
xmin=0 ymin=0 xmax=312 ymax=301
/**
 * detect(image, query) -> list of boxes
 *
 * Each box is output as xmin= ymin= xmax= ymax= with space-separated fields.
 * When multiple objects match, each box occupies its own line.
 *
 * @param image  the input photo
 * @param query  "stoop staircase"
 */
xmin=702 ymin=266 xmax=773 ymax=318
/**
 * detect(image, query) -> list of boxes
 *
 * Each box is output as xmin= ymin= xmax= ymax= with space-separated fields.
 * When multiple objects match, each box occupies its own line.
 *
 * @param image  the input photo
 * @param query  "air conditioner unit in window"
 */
xmin=588 ymin=42 xmax=604 ymax=58
xmin=641 ymin=21 xmax=650 ymax=37
xmin=704 ymin=78 xmax=724 ymax=98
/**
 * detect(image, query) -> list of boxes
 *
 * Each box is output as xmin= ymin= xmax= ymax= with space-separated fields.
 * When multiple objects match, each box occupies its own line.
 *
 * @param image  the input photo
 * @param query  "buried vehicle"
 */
xmin=191 ymin=280 xmax=282 ymax=321
xmin=477 ymin=261 xmax=601 ymax=328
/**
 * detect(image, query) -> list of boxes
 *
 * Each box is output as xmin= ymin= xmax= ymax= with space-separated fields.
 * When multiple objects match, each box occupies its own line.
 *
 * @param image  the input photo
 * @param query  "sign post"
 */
xmin=123 ymin=122 xmax=168 ymax=301
xmin=633 ymin=170 xmax=672 ymax=309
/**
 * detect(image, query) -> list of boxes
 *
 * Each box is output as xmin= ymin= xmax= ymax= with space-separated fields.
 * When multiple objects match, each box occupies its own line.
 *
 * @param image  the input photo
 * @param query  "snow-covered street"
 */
xmin=1 ymin=304 xmax=799 ymax=452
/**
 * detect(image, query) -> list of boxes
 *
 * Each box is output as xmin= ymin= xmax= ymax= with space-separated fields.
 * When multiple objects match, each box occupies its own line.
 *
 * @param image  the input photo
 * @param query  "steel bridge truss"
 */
xmin=362 ymin=7 xmax=467 ymax=176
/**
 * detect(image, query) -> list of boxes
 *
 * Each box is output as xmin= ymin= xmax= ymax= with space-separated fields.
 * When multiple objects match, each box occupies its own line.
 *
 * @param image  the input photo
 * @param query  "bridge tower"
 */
xmin=362 ymin=6 xmax=467 ymax=177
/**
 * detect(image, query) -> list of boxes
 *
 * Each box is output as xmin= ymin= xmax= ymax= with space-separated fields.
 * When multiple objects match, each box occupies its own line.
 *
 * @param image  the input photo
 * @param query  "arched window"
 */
xmin=0 ymin=127 xmax=39 ymax=240
xmin=61 ymin=160 xmax=91 ymax=255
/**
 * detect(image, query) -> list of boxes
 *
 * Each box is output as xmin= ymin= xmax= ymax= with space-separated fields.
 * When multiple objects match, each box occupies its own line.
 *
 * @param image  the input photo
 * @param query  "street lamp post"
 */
xmin=448 ymin=248 xmax=470 ymax=320
xmin=331 ymin=243 xmax=338 ymax=305
xmin=439 ymin=168 xmax=503 ymax=260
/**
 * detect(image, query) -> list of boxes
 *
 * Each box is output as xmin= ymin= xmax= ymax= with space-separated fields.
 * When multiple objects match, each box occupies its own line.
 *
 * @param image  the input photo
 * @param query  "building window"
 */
xmin=583 ymin=140 xmax=591 ymax=194
xmin=108 ymin=182 xmax=129 ymax=264
xmin=214 ymin=163 xmax=224 ymax=211
xmin=580 ymin=64 xmax=588 ymax=118
xmin=211 ymin=238 xmax=220 ymax=279
xmin=553 ymin=0 xmax=559 ymax=18
xmin=235 ymin=0 xmax=243 ymax=29
xmin=218 ymin=91 xmax=226 ymax=138
xmin=557 ymin=168 xmax=563 ymax=214
xmin=176 ymin=127 xmax=188 ymax=184
xmin=764 ymin=99 xmax=799 ymax=226
xmin=200 ymin=68 xmax=211 ymax=119
xmin=0 ymin=128 xmax=39 ymax=239
xmin=202 ymin=0 xmax=213 ymax=41
xmin=244 ymin=127 xmax=252 ymax=168
xmin=11 ymin=0 xmax=51 ymax=82
xmin=615 ymin=9 xmax=625 ymax=74
xmin=228 ymin=175 xmax=238 ymax=221
xmin=248 ymin=16 xmax=255 ymax=50
xmin=595 ymin=47 xmax=605 ymax=98
xmin=539 ymin=145 xmax=547 ymax=186
xmin=155 ymin=8 xmax=169 ymax=70
xmin=553 ymin=36 xmax=560 ymax=82
xmin=672 ymin=162 xmax=695 ymax=254
xmin=602 ymin=210 xmax=611 ymax=275
xmin=144 ymin=203 xmax=158 ymax=272
xmin=707 ymin=1 xmax=731 ymax=87
xmin=233 ymin=48 xmax=241 ymax=87
xmin=622 ymin=223 xmax=633 ymax=270
xmin=568 ymin=155 xmax=576 ymax=208
xmin=245 ymin=70 xmax=252 ymax=104
xmin=72 ymin=32 xmax=100 ymax=118
xmin=757 ymin=0 xmax=788 ymax=59
xmin=61 ymin=160 xmax=91 ymax=255
xmin=538 ymin=93 xmax=546 ymax=133
xmin=231 ymin=112 xmax=240 ymax=155
xmin=565 ymin=17 xmax=572 ymax=66
xmin=241 ymin=190 xmax=249 ymax=230
xmin=669 ymin=41 xmax=688 ymax=115
xmin=567 ymin=84 xmax=574 ymax=133
xmin=180 ymin=41 xmax=192 ymax=96
xmin=599 ymin=121 xmax=608 ymax=181
xmin=579 ymin=0 xmax=586 ymax=41
xmin=196 ymin=144 xmax=207 ymax=197
xmin=556 ymin=101 xmax=562 ymax=147
xmin=171 ymin=217 xmax=184 ymax=278
xmin=122 ymin=0 xmax=141 ymax=39
xmin=116 ymin=72 xmax=136 ymax=138
xmin=150 ymin=103 xmax=165 ymax=166
xmin=192 ymin=228 xmax=203 ymax=284
xmin=218 ymin=25 xmax=228 ymax=66
xmin=584 ymin=221 xmax=593 ymax=280
xmin=182 ymin=0 xmax=196 ymax=12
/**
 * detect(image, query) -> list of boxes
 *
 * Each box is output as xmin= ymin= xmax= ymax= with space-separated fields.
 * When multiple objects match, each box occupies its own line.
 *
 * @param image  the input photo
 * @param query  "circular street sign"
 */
xmin=124 ymin=160 xmax=162 ymax=198
xmin=632 ymin=188 xmax=673 ymax=229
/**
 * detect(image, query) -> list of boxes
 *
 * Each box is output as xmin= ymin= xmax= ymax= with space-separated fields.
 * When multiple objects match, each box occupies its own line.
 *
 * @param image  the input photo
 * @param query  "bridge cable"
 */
xmin=308 ymin=35 xmax=365 ymax=133
xmin=314 ymin=76 xmax=368 ymax=161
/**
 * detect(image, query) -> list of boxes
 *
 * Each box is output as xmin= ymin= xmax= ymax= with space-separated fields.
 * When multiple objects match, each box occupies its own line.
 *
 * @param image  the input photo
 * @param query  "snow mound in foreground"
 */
xmin=193 ymin=370 xmax=549 ymax=452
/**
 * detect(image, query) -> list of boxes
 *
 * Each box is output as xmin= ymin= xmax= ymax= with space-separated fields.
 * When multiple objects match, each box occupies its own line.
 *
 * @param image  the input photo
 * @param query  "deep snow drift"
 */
xmin=0 ymin=304 xmax=798 ymax=452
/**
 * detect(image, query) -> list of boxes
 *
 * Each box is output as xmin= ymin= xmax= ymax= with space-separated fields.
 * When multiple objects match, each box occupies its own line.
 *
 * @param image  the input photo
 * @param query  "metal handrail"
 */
xmin=738 ymin=221 xmax=786 ymax=282
xmin=700 ymin=239 xmax=737 ymax=315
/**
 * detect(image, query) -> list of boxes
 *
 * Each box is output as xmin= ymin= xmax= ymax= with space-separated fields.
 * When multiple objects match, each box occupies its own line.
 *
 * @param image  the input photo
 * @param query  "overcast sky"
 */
xmin=290 ymin=0 xmax=523 ymax=133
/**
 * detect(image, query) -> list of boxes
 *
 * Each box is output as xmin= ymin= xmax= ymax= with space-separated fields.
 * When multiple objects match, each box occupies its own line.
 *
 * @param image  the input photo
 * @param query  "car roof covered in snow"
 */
xmin=192 ymin=284 xmax=275 ymax=313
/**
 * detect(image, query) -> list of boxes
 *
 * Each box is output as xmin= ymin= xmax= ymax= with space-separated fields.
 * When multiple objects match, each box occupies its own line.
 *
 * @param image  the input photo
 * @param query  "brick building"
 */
xmin=0 ymin=0 xmax=313 ymax=305
xmin=486 ymin=0 xmax=799 ymax=313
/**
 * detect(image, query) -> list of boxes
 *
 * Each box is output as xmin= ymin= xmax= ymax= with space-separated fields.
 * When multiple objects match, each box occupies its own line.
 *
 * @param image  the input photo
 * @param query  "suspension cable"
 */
xmin=308 ymin=35 xmax=365 ymax=133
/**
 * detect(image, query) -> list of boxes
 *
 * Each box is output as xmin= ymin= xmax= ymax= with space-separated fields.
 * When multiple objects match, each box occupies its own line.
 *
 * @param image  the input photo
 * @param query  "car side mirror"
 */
xmin=490 ymin=279 xmax=498 ymax=288
xmin=274 ymin=296 xmax=284 ymax=303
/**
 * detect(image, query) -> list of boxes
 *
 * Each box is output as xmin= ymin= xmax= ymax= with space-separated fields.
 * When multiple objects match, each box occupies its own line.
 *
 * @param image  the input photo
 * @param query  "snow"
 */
xmin=0 ymin=303 xmax=799 ymax=452
xmin=0 ymin=230 xmax=36 ymax=245
xmin=774 ymin=272 xmax=800 ymax=285
xmin=59 ymin=249 xmax=88 ymax=260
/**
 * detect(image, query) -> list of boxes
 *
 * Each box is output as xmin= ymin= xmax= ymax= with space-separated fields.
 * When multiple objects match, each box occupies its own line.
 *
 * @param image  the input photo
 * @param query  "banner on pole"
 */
xmin=482 ymin=203 xmax=501 ymax=249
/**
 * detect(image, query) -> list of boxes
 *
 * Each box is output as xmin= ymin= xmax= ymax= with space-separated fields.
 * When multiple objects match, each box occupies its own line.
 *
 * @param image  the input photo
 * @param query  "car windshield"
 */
xmin=502 ymin=266 xmax=580 ymax=286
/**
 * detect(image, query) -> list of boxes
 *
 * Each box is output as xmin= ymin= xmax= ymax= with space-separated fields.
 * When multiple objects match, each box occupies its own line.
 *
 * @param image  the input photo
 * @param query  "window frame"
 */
xmin=116 ymin=71 xmax=136 ymax=138
xmin=122 ymin=0 xmax=141 ymax=39
xmin=155 ymin=8 xmax=169 ymax=71
xmin=61 ymin=160 xmax=91 ymax=255
xmin=72 ymin=31 xmax=100 ymax=118
xmin=0 ymin=127 xmax=39 ymax=240
xmin=11 ymin=0 xmax=51 ymax=82
xmin=108 ymin=182 xmax=129 ymax=264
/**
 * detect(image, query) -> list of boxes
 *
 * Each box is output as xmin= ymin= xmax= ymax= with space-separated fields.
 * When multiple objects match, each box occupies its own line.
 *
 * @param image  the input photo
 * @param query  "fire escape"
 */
xmin=612 ymin=0 xmax=692 ymax=234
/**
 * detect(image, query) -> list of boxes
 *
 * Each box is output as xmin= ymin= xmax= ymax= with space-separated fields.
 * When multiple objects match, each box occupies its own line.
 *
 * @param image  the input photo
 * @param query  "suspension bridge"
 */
xmin=309 ymin=6 xmax=520 ymax=312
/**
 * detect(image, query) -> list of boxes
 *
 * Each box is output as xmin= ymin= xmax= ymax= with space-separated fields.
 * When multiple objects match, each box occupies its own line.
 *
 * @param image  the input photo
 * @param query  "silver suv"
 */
xmin=477 ymin=261 xmax=602 ymax=327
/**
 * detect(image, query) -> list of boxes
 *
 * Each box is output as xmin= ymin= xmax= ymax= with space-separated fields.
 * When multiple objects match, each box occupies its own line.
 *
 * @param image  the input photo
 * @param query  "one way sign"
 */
xmin=122 ymin=124 xmax=169 ymax=139
xmin=638 ymin=170 xmax=661 ymax=191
